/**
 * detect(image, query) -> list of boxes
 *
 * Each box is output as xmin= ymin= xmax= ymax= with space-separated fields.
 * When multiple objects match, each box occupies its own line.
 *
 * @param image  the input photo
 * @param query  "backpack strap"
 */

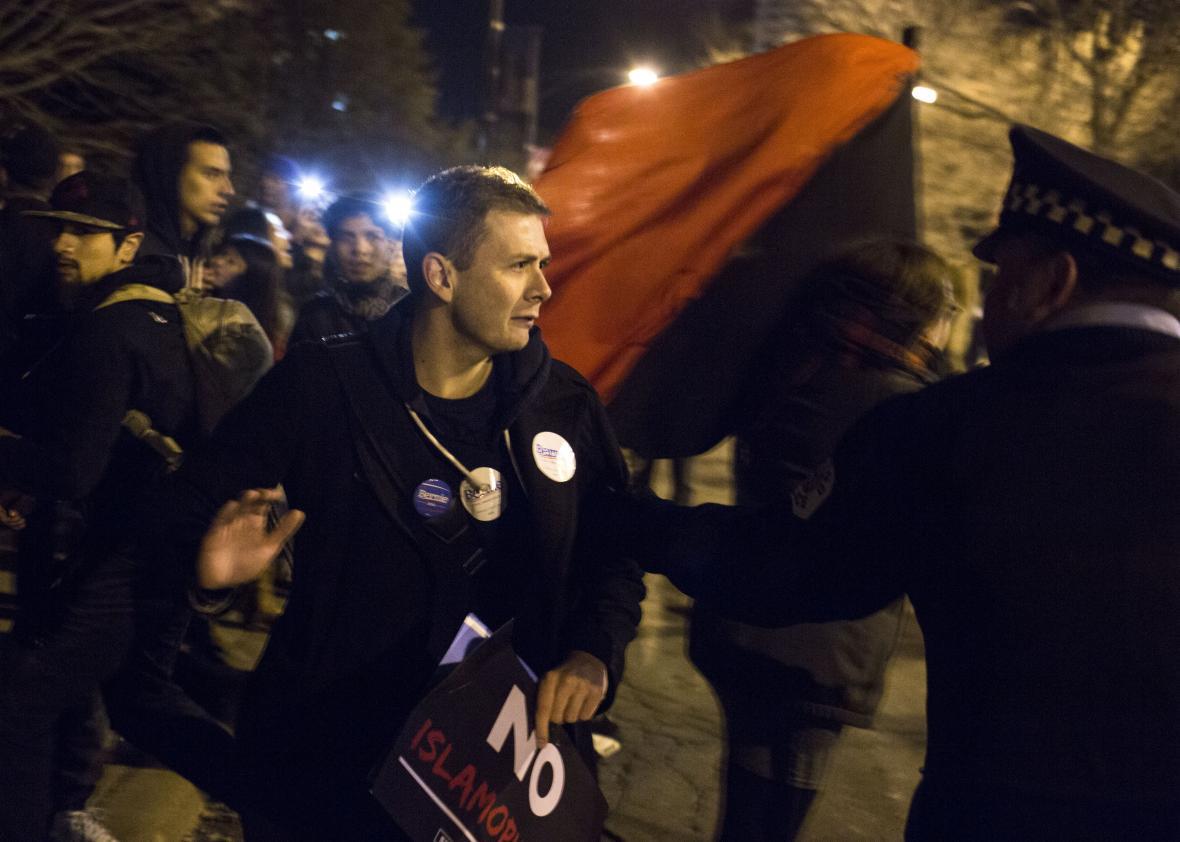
xmin=92 ymin=285 xmax=187 ymax=466
xmin=94 ymin=283 xmax=176 ymax=311
xmin=323 ymin=338 xmax=487 ymax=661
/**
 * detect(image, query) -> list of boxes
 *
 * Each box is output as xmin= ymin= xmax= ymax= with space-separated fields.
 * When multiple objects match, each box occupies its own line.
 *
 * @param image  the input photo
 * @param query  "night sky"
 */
xmin=412 ymin=0 xmax=752 ymax=140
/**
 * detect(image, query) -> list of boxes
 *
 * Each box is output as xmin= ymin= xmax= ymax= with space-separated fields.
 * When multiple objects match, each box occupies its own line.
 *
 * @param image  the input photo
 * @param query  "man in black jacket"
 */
xmin=0 ymin=172 xmax=196 ymax=840
xmin=613 ymin=127 xmax=1180 ymax=840
xmin=171 ymin=165 xmax=643 ymax=839
xmin=133 ymin=121 xmax=234 ymax=288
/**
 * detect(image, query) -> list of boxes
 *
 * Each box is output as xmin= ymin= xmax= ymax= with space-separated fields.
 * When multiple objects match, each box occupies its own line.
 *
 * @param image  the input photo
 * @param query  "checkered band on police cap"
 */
xmin=1001 ymin=180 xmax=1180 ymax=276
xmin=976 ymin=125 xmax=1180 ymax=285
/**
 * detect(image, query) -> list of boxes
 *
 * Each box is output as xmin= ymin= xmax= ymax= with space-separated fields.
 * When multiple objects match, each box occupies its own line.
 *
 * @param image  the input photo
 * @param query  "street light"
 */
xmin=627 ymin=66 xmax=660 ymax=87
xmin=912 ymin=85 xmax=938 ymax=104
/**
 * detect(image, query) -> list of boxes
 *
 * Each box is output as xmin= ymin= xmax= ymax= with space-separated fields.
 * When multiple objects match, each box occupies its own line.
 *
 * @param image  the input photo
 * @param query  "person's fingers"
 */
xmin=535 ymin=672 xmax=558 ymax=745
xmin=554 ymin=676 xmax=592 ymax=725
xmin=211 ymin=498 xmax=241 ymax=525
xmin=269 ymin=509 xmax=305 ymax=547
xmin=578 ymin=685 xmax=603 ymax=722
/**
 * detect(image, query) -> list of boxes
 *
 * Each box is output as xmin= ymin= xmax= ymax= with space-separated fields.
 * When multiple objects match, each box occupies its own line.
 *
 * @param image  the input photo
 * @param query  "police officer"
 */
xmin=614 ymin=126 xmax=1180 ymax=840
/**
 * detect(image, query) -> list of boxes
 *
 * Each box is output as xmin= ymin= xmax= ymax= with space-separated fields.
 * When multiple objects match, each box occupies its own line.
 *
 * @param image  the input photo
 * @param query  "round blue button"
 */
xmin=413 ymin=478 xmax=453 ymax=518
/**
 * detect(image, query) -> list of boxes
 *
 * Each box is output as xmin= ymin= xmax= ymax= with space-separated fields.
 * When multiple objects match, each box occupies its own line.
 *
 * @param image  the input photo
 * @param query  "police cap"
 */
xmin=973 ymin=125 xmax=1180 ymax=285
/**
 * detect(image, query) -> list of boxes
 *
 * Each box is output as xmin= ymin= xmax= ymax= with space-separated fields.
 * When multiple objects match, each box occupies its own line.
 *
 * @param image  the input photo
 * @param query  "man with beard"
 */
xmin=0 ymin=172 xmax=195 ymax=840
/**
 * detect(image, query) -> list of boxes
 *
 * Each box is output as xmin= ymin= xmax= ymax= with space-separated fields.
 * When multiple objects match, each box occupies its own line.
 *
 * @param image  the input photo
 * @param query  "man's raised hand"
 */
xmin=197 ymin=488 xmax=304 ymax=589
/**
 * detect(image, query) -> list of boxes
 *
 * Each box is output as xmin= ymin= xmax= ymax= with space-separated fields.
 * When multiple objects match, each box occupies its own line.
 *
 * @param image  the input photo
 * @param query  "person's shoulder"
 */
xmin=282 ymin=329 xmax=360 ymax=363
xmin=546 ymin=357 xmax=597 ymax=396
xmin=535 ymin=358 xmax=606 ymax=417
xmin=85 ymin=289 xmax=180 ymax=341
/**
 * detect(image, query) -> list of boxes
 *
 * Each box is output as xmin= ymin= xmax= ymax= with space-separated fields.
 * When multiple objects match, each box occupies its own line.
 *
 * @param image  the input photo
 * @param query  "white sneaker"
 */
xmin=49 ymin=809 xmax=120 ymax=842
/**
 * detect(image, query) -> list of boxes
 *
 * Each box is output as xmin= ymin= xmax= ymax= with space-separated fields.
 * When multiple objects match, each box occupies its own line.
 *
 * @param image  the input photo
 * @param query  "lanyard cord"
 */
xmin=405 ymin=404 xmax=482 ymax=486
xmin=406 ymin=404 xmax=518 ymax=493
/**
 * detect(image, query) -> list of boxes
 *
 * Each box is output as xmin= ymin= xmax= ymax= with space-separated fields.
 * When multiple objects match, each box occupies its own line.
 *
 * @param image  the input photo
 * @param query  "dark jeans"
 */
xmin=0 ymin=552 xmax=136 ymax=841
xmin=104 ymin=587 xmax=245 ymax=809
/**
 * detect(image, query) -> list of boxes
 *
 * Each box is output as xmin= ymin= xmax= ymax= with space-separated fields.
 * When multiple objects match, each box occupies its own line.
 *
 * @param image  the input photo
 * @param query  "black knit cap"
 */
xmin=24 ymin=171 xmax=146 ymax=232
xmin=974 ymin=125 xmax=1180 ymax=285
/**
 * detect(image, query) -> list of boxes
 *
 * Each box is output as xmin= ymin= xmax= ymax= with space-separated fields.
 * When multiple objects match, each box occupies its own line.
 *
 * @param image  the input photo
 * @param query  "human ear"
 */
xmin=422 ymin=253 xmax=454 ymax=302
xmin=1029 ymin=250 xmax=1078 ymax=319
xmin=118 ymin=232 xmax=144 ymax=263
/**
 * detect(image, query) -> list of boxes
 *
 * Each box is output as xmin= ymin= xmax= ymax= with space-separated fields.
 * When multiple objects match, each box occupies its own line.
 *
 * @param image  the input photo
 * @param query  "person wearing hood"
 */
xmin=132 ymin=121 xmax=234 ymax=289
xmin=288 ymin=191 xmax=408 ymax=345
xmin=0 ymin=172 xmax=196 ymax=841
xmin=157 ymin=166 xmax=644 ymax=839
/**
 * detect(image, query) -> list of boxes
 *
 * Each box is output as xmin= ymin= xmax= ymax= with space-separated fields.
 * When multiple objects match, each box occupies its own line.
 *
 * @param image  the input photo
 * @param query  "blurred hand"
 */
xmin=197 ymin=488 xmax=304 ymax=589
xmin=535 ymin=650 xmax=608 ymax=746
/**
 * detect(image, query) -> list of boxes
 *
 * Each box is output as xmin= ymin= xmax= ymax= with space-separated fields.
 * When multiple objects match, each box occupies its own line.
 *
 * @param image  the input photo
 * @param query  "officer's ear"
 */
xmin=422 ymin=252 xmax=455 ymax=303
xmin=117 ymin=231 xmax=144 ymax=264
xmin=1029 ymin=249 xmax=1078 ymax=320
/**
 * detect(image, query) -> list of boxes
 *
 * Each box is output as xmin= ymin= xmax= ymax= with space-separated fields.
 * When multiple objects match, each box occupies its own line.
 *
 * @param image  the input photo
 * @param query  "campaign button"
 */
xmin=460 ymin=467 xmax=504 ymax=522
xmin=532 ymin=431 xmax=576 ymax=482
xmin=413 ymin=479 xmax=453 ymax=518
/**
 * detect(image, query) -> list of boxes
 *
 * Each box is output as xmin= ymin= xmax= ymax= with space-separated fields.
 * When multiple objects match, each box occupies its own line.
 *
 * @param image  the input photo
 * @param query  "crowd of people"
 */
xmin=0 ymin=109 xmax=1179 ymax=842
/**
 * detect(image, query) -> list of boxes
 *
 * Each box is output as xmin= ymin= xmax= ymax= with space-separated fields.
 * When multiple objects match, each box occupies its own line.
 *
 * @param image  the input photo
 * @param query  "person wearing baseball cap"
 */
xmin=0 ymin=170 xmax=197 ymax=841
xmin=600 ymin=126 xmax=1180 ymax=838
xmin=24 ymin=171 xmax=154 ymax=309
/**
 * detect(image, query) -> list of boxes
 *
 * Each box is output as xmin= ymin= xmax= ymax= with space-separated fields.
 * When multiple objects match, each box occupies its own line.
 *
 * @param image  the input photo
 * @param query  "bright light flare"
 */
xmin=627 ymin=66 xmax=660 ymax=87
xmin=297 ymin=175 xmax=326 ymax=202
xmin=912 ymin=85 xmax=938 ymax=104
xmin=383 ymin=190 xmax=414 ymax=228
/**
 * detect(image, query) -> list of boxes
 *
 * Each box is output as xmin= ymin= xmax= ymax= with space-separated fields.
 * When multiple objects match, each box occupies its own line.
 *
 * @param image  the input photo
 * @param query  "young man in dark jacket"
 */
xmin=169 ymin=165 xmax=643 ymax=838
xmin=0 ymin=172 xmax=196 ymax=841
xmin=610 ymin=127 xmax=1180 ymax=840
xmin=133 ymin=121 xmax=234 ymax=288
xmin=288 ymin=191 xmax=408 ymax=344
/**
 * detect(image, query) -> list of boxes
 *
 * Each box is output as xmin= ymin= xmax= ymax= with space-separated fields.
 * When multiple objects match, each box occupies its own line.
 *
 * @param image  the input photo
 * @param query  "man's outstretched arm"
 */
xmin=600 ymin=392 xmax=937 ymax=628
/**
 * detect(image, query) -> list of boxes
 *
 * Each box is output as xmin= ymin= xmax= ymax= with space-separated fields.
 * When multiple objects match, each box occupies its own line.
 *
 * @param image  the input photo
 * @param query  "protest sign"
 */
xmin=372 ymin=624 xmax=607 ymax=842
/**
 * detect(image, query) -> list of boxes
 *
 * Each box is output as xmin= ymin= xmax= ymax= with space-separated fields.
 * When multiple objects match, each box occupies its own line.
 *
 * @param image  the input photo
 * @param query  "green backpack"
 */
xmin=97 ymin=283 xmax=273 ymax=439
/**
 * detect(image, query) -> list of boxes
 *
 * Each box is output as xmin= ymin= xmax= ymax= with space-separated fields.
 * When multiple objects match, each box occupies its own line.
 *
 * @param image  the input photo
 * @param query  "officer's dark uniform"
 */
xmin=621 ymin=127 xmax=1180 ymax=840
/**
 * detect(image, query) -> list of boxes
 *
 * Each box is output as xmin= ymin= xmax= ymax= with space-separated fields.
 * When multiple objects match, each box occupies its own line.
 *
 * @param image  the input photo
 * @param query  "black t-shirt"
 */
xmin=419 ymin=381 xmax=535 ymax=632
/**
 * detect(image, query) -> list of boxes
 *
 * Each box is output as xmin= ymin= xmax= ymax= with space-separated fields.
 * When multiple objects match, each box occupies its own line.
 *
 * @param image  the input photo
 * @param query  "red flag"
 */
xmin=534 ymin=33 xmax=920 ymax=404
